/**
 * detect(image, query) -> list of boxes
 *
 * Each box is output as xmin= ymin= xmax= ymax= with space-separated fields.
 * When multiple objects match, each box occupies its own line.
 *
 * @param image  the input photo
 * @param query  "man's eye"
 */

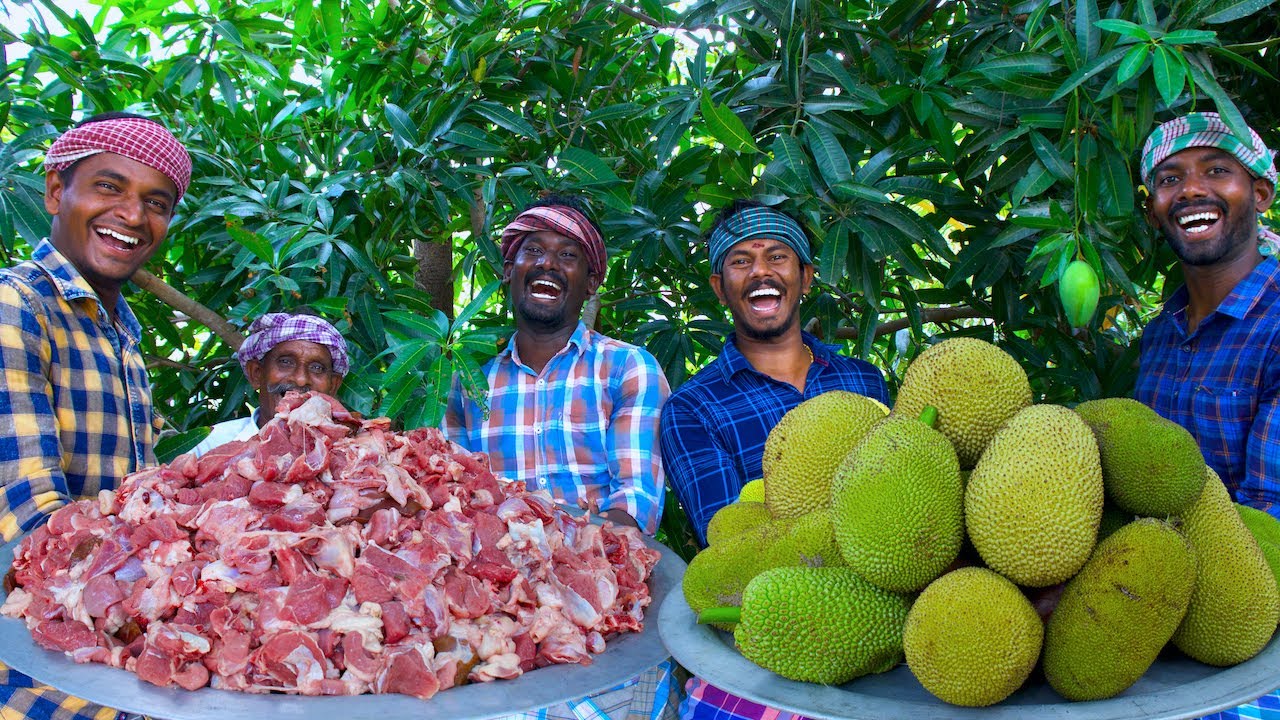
xmin=307 ymin=363 xmax=329 ymax=374
xmin=97 ymin=182 xmax=120 ymax=192
xmin=1158 ymin=175 xmax=1179 ymax=186
xmin=276 ymin=357 xmax=295 ymax=368
xmin=146 ymin=199 xmax=170 ymax=212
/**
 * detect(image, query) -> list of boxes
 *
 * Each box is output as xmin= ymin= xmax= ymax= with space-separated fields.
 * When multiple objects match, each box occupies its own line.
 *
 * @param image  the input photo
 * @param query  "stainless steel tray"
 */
xmin=659 ymin=577 xmax=1280 ymax=720
xmin=0 ymin=535 xmax=684 ymax=720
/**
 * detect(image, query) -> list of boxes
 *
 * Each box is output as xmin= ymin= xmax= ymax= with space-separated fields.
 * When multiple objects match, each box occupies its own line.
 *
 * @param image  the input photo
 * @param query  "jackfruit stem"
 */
xmin=697 ymin=607 xmax=742 ymax=625
xmin=919 ymin=405 xmax=939 ymax=428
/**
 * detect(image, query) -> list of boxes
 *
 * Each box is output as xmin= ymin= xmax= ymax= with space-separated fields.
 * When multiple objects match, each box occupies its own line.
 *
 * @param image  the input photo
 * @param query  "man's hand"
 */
xmin=602 ymin=507 xmax=639 ymax=529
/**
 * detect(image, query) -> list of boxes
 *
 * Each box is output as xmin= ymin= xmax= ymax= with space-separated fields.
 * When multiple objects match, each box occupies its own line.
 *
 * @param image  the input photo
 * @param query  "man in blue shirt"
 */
xmin=661 ymin=200 xmax=889 ymax=548
xmin=1134 ymin=112 xmax=1280 ymax=720
xmin=660 ymin=200 xmax=888 ymax=720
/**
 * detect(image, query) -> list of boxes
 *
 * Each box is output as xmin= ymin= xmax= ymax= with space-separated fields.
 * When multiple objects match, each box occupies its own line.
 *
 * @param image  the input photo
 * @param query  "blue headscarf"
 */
xmin=707 ymin=206 xmax=813 ymax=273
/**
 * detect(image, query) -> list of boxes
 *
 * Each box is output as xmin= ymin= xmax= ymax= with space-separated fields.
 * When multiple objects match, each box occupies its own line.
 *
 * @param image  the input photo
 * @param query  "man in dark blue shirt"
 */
xmin=659 ymin=200 xmax=889 ymax=548
xmin=1134 ymin=112 xmax=1280 ymax=519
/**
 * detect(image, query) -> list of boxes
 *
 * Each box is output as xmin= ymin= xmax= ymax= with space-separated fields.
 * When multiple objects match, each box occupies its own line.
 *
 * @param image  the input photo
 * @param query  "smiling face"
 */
xmin=44 ymin=152 xmax=178 ymax=311
xmin=245 ymin=339 xmax=343 ymax=423
xmin=503 ymin=230 xmax=601 ymax=332
xmin=711 ymin=238 xmax=814 ymax=341
xmin=1146 ymin=147 xmax=1276 ymax=267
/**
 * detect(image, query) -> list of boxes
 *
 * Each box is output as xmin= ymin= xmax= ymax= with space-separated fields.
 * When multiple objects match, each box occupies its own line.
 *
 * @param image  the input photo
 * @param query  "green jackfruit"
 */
xmin=1174 ymin=469 xmax=1280 ymax=666
xmin=737 ymin=478 xmax=765 ymax=503
xmin=1237 ymin=503 xmax=1280 ymax=594
xmin=706 ymin=502 xmax=772 ymax=545
xmin=831 ymin=409 xmax=964 ymax=592
xmin=966 ymin=404 xmax=1104 ymax=587
xmin=893 ymin=337 xmax=1032 ymax=468
xmin=1074 ymin=397 xmax=1206 ymax=517
xmin=702 ymin=566 xmax=910 ymax=684
xmin=1043 ymin=518 xmax=1195 ymax=701
xmin=763 ymin=391 xmax=888 ymax=518
xmin=1096 ymin=504 xmax=1133 ymax=543
xmin=903 ymin=567 xmax=1042 ymax=707
xmin=683 ymin=511 xmax=844 ymax=630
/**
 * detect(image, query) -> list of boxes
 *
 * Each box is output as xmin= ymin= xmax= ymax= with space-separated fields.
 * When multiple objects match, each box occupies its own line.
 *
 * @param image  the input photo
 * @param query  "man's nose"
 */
xmin=113 ymin=195 xmax=145 ymax=226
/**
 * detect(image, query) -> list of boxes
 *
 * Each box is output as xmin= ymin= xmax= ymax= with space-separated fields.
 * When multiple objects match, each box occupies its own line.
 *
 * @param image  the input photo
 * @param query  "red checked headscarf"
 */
xmin=499 ymin=205 xmax=607 ymax=278
xmin=45 ymin=117 xmax=192 ymax=201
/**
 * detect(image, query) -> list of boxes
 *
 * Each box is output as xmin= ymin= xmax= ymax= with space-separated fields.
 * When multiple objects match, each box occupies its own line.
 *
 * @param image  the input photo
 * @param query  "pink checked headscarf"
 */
xmin=235 ymin=313 xmax=350 ymax=376
xmin=45 ymin=117 xmax=192 ymax=200
xmin=499 ymin=205 xmax=607 ymax=277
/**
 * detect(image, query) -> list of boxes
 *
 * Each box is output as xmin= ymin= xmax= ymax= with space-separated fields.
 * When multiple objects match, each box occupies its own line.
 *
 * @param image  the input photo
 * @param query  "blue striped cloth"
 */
xmin=1135 ymin=256 xmax=1280 ymax=515
xmin=659 ymin=332 xmax=889 ymax=546
xmin=1199 ymin=692 xmax=1280 ymax=720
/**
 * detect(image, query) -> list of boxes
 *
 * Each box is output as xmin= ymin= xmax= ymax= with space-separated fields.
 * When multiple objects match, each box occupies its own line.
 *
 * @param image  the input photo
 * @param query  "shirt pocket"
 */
xmin=1191 ymin=384 xmax=1258 ymax=469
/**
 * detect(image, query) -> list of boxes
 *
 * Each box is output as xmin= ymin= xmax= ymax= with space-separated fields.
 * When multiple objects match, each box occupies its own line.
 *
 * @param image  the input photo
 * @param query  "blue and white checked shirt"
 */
xmin=1135 ymin=256 xmax=1280 ymax=515
xmin=659 ymin=332 xmax=889 ymax=547
xmin=443 ymin=321 xmax=670 ymax=534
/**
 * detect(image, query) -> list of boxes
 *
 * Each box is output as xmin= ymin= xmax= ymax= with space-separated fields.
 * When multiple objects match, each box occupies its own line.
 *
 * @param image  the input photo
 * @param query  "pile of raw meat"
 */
xmin=1 ymin=393 xmax=660 ymax=698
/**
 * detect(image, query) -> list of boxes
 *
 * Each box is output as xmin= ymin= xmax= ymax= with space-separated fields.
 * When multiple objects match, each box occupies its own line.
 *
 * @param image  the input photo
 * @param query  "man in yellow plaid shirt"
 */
xmin=0 ymin=112 xmax=191 ymax=720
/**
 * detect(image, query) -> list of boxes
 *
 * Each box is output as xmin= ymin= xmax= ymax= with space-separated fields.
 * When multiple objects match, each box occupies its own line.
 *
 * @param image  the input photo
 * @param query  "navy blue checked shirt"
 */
xmin=1135 ymin=256 xmax=1280 ymax=517
xmin=660 ymin=332 xmax=889 ymax=546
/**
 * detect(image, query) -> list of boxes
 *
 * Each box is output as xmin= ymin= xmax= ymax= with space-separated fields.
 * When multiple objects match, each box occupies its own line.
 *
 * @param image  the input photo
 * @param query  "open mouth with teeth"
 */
xmin=1175 ymin=208 xmax=1222 ymax=236
xmin=95 ymin=225 xmax=144 ymax=250
xmin=529 ymin=278 xmax=564 ymax=302
xmin=747 ymin=286 xmax=782 ymax=314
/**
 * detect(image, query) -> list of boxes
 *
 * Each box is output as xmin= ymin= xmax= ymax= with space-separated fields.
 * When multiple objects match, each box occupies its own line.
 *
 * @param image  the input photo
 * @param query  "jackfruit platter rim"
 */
xmin=0 ymin=530 xmax=685 ymax=720
xmin=658 ymin=577 xmax=1280 ymax=720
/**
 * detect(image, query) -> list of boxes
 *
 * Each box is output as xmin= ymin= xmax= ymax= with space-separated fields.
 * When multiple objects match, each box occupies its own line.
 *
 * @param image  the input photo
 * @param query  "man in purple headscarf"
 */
xmin=192 ymin=309 xmax=349 ymax=456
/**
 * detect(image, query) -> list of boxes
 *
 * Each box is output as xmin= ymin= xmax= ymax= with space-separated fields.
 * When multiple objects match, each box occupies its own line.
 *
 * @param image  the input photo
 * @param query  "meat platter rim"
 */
xmin=658 ymin=577 xmax=1280 ymax=720
xmin=0 ymin=532 xmax=685 ymax=720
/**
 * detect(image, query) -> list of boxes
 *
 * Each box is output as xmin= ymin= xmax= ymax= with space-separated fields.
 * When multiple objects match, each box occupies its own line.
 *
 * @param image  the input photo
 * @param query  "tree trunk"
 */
xmin=414 ymin=239 xmax=454 ymax=319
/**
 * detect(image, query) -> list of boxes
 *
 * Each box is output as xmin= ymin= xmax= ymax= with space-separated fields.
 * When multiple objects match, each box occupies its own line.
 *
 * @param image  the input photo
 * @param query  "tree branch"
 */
xmin=862 ymin=306 xmax=988 ymax=339
xmin=133 ymin=270 xmax=246 ymax=350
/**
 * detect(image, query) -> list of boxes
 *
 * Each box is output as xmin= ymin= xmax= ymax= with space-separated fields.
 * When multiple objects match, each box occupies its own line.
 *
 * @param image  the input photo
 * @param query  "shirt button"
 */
xmin=534 ymin=423 xmax=542 ymax=434
xmin=1182 ymin=344 xmax=1192 ymax=353
xmin=537 ymin=379 xmax=545 ymax=387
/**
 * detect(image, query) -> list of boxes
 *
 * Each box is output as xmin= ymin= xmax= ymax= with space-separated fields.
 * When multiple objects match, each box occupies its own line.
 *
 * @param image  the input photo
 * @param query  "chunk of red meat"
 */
xmin=380 ymin=601 xmax=410 ymax=644
xmin=194 ymin=440 xmax=254 ymax=485
xmin=281 ymin=573 xmax=347 ymax=626
xmin=32 ymin=620 xmax=98 ymax=653
xmin=251 ymin=630 xmax=328 ymax=693
xmin=467 ymin=547 xmax=518 ymax=584
xmin=443 ymin=568 xmax=494 ymax=619
xmin=340 ymin=631 xmax=380 ymax=682
xmin=81 ymin=575 xmax=126 ymax=618
xmin=374 ymin=645 xmax=439 ymax=699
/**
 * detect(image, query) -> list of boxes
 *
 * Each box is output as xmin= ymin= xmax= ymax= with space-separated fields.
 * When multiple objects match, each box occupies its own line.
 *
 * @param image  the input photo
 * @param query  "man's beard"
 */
xmin=515 ymin=297 xmax=570 ymax=328
xmin=1163 ymin=200 xmax=1259 ymax=266
xmin=267 ymin=381 xmax=309 ymax=397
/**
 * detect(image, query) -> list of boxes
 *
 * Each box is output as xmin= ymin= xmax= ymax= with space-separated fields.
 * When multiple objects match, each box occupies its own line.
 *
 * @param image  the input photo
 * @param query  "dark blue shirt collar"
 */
xmin=716 ymin=331 xmax=832 ymax=382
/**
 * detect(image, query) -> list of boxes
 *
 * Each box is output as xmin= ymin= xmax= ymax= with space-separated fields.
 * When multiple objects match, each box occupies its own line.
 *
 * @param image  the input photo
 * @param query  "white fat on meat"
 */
xmin=199 ymin=560 xmax=241 ymax=591
xmin=0 ymin=588 xmax=33 ymax=617
xmin=315 ymin=599 xmax=384 ymax=652
xmin=98 ymin=489 xmax=119 ymax=515
xmin=500 ymin=520 xmax=551 ymax=561
xmin=48 ymin=578 xmax=91 ymax=628
xmin=469 ymin=652 xmax=522 ymax=682
xmin=117 ymin=487 xmax=170 ymax=524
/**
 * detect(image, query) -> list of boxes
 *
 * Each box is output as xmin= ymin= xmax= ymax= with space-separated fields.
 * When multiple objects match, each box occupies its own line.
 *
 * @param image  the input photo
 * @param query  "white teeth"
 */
xmin=97 ymin=227 xmax=140 ymax=245
xmin=1177 ymin=211 xmax=1220 ymax=227
xmin=532 ymin=279 xmax=562 ymax=292
xmin=749 ymin=288 xmax=781 ymax=299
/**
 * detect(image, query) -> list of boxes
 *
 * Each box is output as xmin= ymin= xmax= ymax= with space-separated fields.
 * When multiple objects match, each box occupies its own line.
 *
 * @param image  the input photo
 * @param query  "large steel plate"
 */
xmin=659 ymin=577 xmax=1280 ymax=720
xmin=0 ymin=535 xmax=685 ymax=720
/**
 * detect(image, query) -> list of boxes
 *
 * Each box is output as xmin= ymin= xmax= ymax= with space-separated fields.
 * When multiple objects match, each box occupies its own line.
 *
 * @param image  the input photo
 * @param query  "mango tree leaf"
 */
xmin=1076 ymin=0 xmax=1100 ymax=59
xmin=1116 ymin=44 xmax=1150 ymax=85
xmin=1153 ymin=45 xmax=1186 ymax=107
xmin=817 ymin=219 xmax=848 ymax=283
xmin=558 ymin=147 xmax=622 ymax=186
xmin=385 ymin=103 xmax=419 ymax=146
xmin=1161 ymin=29 xmax=1218 ymax=45
xmin=1204 ymin=0 xmax=1278 ymax=23
xmin=382 ymin=339 xmax=438 ymax=387
xmin=770 ymin=135 xmax=809 ymax=177
xmin=1029 ymin=132 xmax=1073 ymax=181
xmin=472 ymin=101 xmax=538 ymax=138
xmin=1093 ymin=19 xmax=1151 ymax=42
xmin=803 ymin=123 xmax=851 ymax=188
xmin=1050 ymin=46 xmax=1128 ymax=102
xmin=451 ymin=280 xmax=501 ymax=330
xmin=700 ymin=94 xmax=759 ymax=153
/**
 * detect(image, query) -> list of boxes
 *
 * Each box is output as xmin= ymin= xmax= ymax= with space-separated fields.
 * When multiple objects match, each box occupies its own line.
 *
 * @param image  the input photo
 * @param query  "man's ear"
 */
xmin=245 ymin=359 xmax=265 ymax=390
xmin=45 ymin=171 xmax=65 ymax=215
xmin=801 ymin=264 xmax=815 ymax=295
xmin=710 ymin=273 xmax=726 ymax=304
xmin=587 ymin=272 xmax=602 ymax=296
xmin=501 ymin=260 xmax=513 ymax=284
xmin=1255 ymin=178 xmax=1276 ymax=214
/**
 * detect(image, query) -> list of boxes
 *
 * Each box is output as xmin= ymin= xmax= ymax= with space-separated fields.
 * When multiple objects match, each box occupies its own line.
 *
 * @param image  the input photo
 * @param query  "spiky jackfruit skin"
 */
xmin=966 ymin=404 xmax=1104 ymax=587
xmin=1074 ymin=398 xmax=1207 ymax=517
xmin=892 ymin=338 xmax=1032 ymax=468
xmin=684 ymin=512 xmax=844 ymax=630
xmin=831 ymin=414 xmax=963 ymax=592
xmin=1237 ymin=503 xmax=1280 ymax=593
xmin=706 ymin=502 xmax=772 ymax=545
xmin=737 ymin=478 xmax=765 ymax=503
xmin=767 ymin=508 xmax=846 ymax=569
xmin=903 ymin=567 xmax=1042 ymax=707
xmin=1043 ymin=519 xmax=1195 ymax=701
xmin=735 ymin=566 xmax=910 ymax=684
xmin=763 ymin=391 xmax=888 ymax=519
xmin=1096 ymin=505 xmax=1133 ymax=543
xmin=1173 ymin=470 xmax=1280 ymax=666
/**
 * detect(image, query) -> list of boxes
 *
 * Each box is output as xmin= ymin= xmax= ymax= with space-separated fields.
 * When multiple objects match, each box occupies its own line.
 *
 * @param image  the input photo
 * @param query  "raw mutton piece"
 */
xmin=1 ymin=393 xmax=659 ymax=698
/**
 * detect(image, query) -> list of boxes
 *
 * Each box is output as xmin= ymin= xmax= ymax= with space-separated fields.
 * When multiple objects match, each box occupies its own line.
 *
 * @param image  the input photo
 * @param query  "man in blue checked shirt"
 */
xmin=1135 ymin=112 xmax=1280 ymax=720
xmin=445 ymin=194 xmax=677 ymax=720
xmin=659 ymin=199 xmax=888 ymax=720
xmin=0 ymin=113 xmax=191 ymax=719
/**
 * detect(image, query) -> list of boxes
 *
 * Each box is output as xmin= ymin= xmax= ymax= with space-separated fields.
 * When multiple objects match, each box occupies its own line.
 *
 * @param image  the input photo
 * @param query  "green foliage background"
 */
xmin=2 ymin=0 xmax=1278 ymax=551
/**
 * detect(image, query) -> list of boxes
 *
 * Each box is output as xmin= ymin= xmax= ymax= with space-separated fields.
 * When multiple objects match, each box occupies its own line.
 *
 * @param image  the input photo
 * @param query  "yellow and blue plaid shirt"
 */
xmin=0 ymin=239 xmax=156 ymax=720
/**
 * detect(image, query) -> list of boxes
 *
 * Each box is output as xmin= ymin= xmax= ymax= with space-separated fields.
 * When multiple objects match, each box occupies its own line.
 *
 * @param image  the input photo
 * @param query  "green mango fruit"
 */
xmin=1059 ymin=260 xmax=1101 ymax=328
